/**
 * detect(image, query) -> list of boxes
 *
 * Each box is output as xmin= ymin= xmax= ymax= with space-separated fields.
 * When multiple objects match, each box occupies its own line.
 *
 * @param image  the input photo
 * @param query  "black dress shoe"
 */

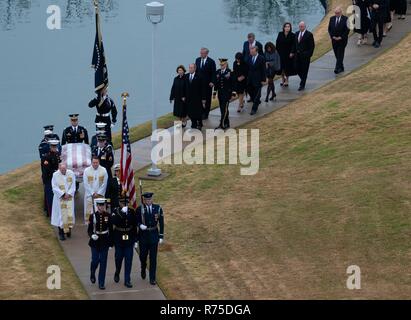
xmin=99 ymin=285 xmax=106 ymax=290
xmin=298 ymin=86 xmax=305 ymax=91
xmin=215 ymin=126 xmax=223 ymax=130
xmin=247 ymin=99 xmax=252 ymax=102
xmin=250 ymin=110 xmax=256 ymax=115
xmin=90 ymin=274 xmax=96 ymax=284
xmin=270 ymin=94 xmax=276 ymax=101
xmin=114 ymin=273 xmax=120 ymax=283
xmin=141 ymin=270 xmax=146 ymax=280
xmin=66 ymin=230 xmax=71 ymax=238
xmin=60 ymin=232 xmax=66 ymax=241
xmin=125 ymin=282 xmax=133 ymax=288
xmin=150 ymin=280 xmax=157 ymax=285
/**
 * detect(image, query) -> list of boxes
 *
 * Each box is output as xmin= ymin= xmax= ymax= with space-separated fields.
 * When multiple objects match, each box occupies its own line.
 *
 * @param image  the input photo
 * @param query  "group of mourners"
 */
xmin=353 ymin=0 xmax=407 ymax=47
xmin=39 ymin=87 xmax=165 ymax=290
xmin=170 ymin=1 xmax=407 ymax=130
xmin=169 ymin=23 xmax=316 ymax=130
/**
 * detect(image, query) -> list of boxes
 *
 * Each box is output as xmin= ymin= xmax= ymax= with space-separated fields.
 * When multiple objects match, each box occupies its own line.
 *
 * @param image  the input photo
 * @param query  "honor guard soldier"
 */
xmin=39 ymin=125 xmax=61 ymax=160
xmin=62 ymin=114 xmax=89 ymax=145
xmin=88 ymin=198 xmax=113 ymax=290
xmin=92 ymin=134 xmax=114 ymax=178
xmin=215 ymin=59 xmax=235 ymax=130
xmin=41 ymin=140 xmax=61 ymax=218
xmin=112 ymin=197 xmax=138 ymax=288
xmin=137 ymin=192 xmax=164 ymax=285
xmin=90 ymin=122 xmax=108 ymax=149
xmin=106 ymin=164 xmax=121 ymax=210
xmin=88 ymin=86 xmax=118 ymax=143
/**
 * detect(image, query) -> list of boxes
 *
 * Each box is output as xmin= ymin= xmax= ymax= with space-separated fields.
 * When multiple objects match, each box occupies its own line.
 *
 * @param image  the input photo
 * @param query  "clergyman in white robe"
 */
xmin=51 ymin=167 xmax=76 ymax=233
xmin=83 ymin=164 xmax=108 ymax=224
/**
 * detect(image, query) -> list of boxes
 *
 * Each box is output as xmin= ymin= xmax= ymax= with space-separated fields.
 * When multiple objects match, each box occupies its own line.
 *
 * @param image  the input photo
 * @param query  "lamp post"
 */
xmin=145 ymin=2 xmax=164 ymax=177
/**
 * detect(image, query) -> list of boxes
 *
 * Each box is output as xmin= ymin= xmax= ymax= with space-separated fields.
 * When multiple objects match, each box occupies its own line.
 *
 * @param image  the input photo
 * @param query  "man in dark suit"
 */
xmin=247 ymin=46 xmax=266 ymax=116
xmin=328 ymin=7 xmax=350 ymax=74
xmin=370 ymin=0 xmax=389 ymax=48
xmin=62 ymin=114 xmax=89 ymax=145
xmin=185 ymin=64 xmax=207 ymax=129
xmin=242 ymin=33 xmax=264 ymax=64
xmin=291 ymin=21 xmax=315 ymax=91
xmin=195 ymin=48 xmax=216 ymax=120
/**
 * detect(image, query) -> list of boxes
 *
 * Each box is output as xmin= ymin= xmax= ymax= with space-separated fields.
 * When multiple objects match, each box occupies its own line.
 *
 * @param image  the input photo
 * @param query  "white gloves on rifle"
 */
xmin=134 ymin=242 xmax=138 ymax=249
xmin=159 ymin=239 xmax=164 ymax=245
xmin=139 ymin=224 xmax=147 ymax=231
xmin=121 ymin=207 xmax=128 ymax=214
xmin=91 ymin=234 xmax=99 ymax=241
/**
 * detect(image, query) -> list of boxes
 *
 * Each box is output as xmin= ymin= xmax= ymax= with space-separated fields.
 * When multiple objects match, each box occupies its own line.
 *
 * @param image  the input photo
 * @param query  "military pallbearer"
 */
xmin=62 ymin=114 xmax=89 ymax=145
xmin=215 ymin=58 xmax=235 ymax=130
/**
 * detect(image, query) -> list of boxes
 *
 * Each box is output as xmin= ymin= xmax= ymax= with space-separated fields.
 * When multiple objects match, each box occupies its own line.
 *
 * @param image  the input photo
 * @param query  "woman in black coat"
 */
xmin=276 ymin=22 xmax=296 ymax=87
xmin=170 ymin=65 xmax=188 ymax=127
xmin=232 ymin=52 xmax=248 ymax=112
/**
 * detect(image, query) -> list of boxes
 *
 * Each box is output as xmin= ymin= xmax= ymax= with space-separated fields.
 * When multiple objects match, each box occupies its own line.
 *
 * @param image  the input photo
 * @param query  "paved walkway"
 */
xmin=59 ymin=16 xmax=411 ymax=300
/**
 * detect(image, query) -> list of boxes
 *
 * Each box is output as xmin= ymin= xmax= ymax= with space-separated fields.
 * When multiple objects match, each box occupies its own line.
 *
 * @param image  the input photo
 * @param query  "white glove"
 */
xmin=134 ymin=242 xmax=138 ymax=249
xmin=121 ymin=207 xmax=128 ymax=214
xmin=110 ymin=123 xmax=115 ymax=128
xmin=159 ymin=239 xmax=164 ymax=245
xmin=139 ymin=224 xmax=147 ymax=231
xmin=91 ymin=234 xmax=99 ymax=241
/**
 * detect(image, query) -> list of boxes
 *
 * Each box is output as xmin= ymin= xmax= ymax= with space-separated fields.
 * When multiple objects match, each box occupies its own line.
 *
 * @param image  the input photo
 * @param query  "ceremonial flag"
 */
xmin=120 ymin=98 xmax=137 ymax=209
xmin=91 ymin=0 xmax=108 ymax=93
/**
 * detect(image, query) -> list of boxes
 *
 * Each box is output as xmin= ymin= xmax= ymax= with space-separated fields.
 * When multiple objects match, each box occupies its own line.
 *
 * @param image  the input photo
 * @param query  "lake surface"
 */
xmin=0 ymin=0 xmax=325 ymax=173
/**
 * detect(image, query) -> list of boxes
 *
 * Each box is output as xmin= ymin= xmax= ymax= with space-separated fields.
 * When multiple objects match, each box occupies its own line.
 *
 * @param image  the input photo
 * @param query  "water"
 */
xmin=0 ymin=0 xmax=325 ymax=173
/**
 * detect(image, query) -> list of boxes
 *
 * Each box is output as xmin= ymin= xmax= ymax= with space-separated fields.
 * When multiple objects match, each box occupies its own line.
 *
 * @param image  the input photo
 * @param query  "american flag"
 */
xmin=120 ymin=100 xmax=137 ymax=209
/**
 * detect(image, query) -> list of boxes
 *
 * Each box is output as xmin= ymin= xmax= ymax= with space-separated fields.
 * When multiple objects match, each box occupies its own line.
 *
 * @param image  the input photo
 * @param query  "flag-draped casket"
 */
xmin=62 ymin=143 xmax=91 ymax=181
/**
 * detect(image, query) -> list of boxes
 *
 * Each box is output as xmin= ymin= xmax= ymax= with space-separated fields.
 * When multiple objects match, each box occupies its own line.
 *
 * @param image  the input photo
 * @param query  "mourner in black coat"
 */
xmin=136 ymin=192 xmax=164 ymax=285
xmin=195 ymin=48 xmax=217 ymax=120
xmin=247 ymin=47 xmax=266 ymax=115
xmin=232 ymin=52 xmax=248 ymax=112
xmin=276 ymin=22 xmax=297 ymax=86
xmin=185 ymin=64 xmax=207 ymax=129
xmin=291 ymin=22 xmax=315 ymax=91
xmin=62 ymin=114 xmax=89 ymax=145
xmin=370 ymin=0 xmax=389 ymax=47
xmin=170 ymin=65 xmax=188 ymax=124
xmin=242 ymin=33 xmax=264 ymax=63
xmin=328 ymin=9 xmax=350 ymax=74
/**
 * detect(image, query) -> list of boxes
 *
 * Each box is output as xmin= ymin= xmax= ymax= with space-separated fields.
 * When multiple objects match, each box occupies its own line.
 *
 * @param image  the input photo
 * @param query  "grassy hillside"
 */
xmin=0 ymin=164 xmax=87 ymax=299
xmin=144 ymin=31 xmax=411 ymax=299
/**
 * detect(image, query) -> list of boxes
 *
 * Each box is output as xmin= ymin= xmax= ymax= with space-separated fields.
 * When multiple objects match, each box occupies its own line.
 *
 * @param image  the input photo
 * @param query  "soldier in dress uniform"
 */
xmin=112 ymin=197 xmax=138 ymax=288
xmin=39 ymin=126 xmax=61 ymax=215
xmin=39 ymin=125 xmax=61 ymax=160
xmin=215 ymin=59 xmax=235 ymax=130
xmin=136 ymin=192 xmax=164 ymax=285
xmin=105 ymin=164 xmax=121 ymax=211
xmin=62 ymin=114 xmax=89 ymax=145
xmin=88 ymin=198 xmax=113 ymax=290
xmin=91 ymin=134 xmax=114 ymax=178
xmin=88 ymin=87 xmax=118 ymax=143
xmin=90 ymin=122 xmax=109 ymax=149
xmin=41 ymin=140 xmax=61 ymax=218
